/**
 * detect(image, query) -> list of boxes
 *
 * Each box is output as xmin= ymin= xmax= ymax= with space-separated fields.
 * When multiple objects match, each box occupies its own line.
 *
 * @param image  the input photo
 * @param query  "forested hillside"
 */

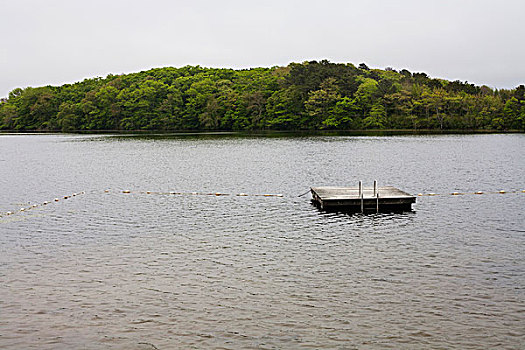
xmin=1 ymin=61 xmax=524 ymax=131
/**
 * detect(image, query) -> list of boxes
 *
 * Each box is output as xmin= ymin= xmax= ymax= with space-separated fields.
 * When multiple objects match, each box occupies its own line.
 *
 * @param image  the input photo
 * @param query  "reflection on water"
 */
xmin=0 ymin=133 xmax=524 ymax=349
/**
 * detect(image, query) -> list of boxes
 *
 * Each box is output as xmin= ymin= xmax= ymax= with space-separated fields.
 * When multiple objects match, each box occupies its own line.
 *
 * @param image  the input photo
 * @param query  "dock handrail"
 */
xmin=374 ymin=180 xmax=379 ymax=213
xmin=359 ymin=181 xmax=363 ymax=213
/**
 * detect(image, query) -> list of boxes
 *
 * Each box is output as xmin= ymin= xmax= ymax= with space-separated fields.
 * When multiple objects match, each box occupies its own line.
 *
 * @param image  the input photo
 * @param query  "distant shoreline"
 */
xmin=1 ymin=129 xmax=523 ymax=136
xmin=2 ymin=62 xmax=524 ymax=132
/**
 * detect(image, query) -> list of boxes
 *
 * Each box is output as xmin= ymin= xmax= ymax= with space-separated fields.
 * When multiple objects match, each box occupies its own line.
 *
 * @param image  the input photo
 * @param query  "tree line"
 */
xmin=1 ymin=60 xmax=524 ymax=132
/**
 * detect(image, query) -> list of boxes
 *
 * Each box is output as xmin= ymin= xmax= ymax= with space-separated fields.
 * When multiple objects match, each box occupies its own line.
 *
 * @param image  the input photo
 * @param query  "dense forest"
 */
xmin=1 ymin=60 xmax=524 ymax=132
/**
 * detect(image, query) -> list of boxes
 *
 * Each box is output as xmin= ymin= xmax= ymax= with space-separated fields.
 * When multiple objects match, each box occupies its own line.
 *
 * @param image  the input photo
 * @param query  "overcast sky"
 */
xmin=1 ymin=0 xmax=524 ymax=97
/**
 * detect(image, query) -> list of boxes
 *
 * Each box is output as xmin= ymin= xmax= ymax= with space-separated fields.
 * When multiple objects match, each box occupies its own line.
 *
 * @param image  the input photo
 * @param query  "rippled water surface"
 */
xmin=1 ymin=133 xmax=524 ymax=349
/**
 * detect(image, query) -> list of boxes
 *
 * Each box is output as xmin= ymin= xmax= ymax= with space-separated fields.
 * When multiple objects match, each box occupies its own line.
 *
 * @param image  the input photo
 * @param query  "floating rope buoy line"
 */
xmin=417 ymin=189 xmax=525 ymax=196
xmin=1 ymin=188 xmax=524 ymax=220
xmin=111 ymin=189 xmax=284 ymax=197
xmin=0 ymin=191 xmax=86 ymax=218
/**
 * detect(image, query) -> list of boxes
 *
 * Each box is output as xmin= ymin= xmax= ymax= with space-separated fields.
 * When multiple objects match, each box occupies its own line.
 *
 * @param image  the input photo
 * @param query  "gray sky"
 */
xmin=1 ymin=0 xmax=524 ymax=98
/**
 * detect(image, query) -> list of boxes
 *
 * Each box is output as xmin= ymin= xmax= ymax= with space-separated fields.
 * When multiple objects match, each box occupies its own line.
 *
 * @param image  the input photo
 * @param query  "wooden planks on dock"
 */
xmin=311 ymin=186 xmax=416 ymax=212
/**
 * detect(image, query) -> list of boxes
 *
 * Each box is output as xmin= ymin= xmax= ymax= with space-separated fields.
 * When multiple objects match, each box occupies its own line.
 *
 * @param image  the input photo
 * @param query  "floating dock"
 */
xmin=311 ymin=182 xmax=416 ymax=212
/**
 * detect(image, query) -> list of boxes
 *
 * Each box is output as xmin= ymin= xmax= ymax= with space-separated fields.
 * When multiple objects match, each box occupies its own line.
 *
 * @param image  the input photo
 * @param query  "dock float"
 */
xmin=311 ymin=181 xmax=416 ymax=212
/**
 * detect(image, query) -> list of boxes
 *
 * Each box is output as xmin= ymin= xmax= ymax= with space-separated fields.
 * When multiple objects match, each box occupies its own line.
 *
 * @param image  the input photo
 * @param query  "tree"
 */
xmin=10 ymin=87 xmax=57 ymax=130
xmin=199 ymin=96 xmax=220 ymax=129
xmin=0 ymin=103 xmax=17 ymax=129
xmin=503 ymin=97 xmax=523 ymax=130
xmin=57 ymin=102 xmax=83 ymax=132
xmin=363 ymin=102 xmax=386 ymax=129
xmin=304 ymin=78 xmax=340 ymax=128
xmin=118 ymin=80 xmax=170 ymax=130
xmin=323 ymin=97 xmax=358 ymax=129
xmin=354 ymin=78 xmax=379 ymax=120
xmin=244 ymin=91 xmax=267 ymax=129
xmin=265 ymin=87 xmax=302 ymax=129
xmin=513 ymin=85 xmax=525 ymax=101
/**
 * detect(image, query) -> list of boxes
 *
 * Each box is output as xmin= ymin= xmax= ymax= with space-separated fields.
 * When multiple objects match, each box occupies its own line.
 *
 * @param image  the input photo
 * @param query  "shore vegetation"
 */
xmin=1 ymin=61 xmax=524 ymax=132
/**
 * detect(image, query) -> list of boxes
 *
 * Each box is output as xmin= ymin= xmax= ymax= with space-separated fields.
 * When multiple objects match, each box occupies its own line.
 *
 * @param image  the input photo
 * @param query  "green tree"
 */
xmin=304 ymin=78 xmax=340 ymax=128
xmin=0 ymin=103 xmax=17 ymax=129
xmin=363 ymin=102 xmax=386 ymax=129
xmin=503 ymin=97 xmax=523 ymax=130
xmin=323 ymin=97 xmax=358 ymax=129
xmin=354 ymin=78 xmax=379 ymax=121
xmin=265 ymin=87 xmax=302 ymax=129
xmin=57 ymin=102 xmax=83 ymax=132
xmin=118 ymin=79 xmax=170 ymax=130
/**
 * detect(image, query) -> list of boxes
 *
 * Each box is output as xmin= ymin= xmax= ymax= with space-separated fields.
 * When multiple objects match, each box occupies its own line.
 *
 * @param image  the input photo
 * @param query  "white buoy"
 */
xmin=43 ymin=201 xmax=49 ymax=205
xmin=475 ymin=191 xmax=483 ymax=194
xmin=237 ymin=193 xmax=247 ymax=196
xmin=20 ymin=208 xmax=25 ymax=211
xmin=54 ymin=198 xmax=59 ymax=202
xmin=499 ymin=190 xmax=506 ymax=194
xmin=123 ymin=190 xmax=130 ymax=194
xmin=6 ymin=211 xmax=13 ymax=215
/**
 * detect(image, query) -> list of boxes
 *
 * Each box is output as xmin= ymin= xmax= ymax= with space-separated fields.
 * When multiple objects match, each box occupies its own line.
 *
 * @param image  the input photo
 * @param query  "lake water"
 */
xmin=0 ymin=133 xmax=524 ymax=349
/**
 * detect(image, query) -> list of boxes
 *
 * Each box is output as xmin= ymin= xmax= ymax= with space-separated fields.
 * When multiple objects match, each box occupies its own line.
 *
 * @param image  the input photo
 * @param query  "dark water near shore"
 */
xmin=1 ymin=133 xmax=524 ymax=349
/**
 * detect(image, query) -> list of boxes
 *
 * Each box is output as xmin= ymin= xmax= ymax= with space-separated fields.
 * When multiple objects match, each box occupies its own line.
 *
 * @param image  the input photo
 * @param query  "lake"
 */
xmin=0 ymin=133 xmax=524 ymax=349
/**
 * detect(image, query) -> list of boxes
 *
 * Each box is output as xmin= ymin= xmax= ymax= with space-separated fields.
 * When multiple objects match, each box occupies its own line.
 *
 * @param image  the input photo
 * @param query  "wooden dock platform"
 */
xmin=311 ymin=185 xmax=416 ymax=212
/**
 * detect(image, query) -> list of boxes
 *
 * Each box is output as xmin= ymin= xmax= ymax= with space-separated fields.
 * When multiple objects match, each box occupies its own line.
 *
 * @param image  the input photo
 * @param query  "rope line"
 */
xmin=417 ymin=190 xmax=525 ymax=196
xmin=297 ymin=190 xmax=312 ymax=197
xmin=0 ymin=192 xmax=86 ymax=218
xmin=1 ymin=188 xmax=524 ymax=219
xmin=110 ymin=189 xmax=284 ymax=197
